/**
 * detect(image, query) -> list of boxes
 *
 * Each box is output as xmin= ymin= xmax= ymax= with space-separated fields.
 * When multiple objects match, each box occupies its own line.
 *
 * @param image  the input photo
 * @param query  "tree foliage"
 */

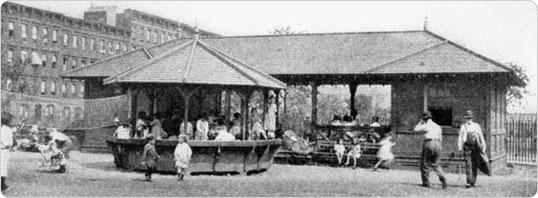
xmin=268 ymin=26 xmax=306 ymax=35
xmin=506 ymin=63 xmax=529 ymax=105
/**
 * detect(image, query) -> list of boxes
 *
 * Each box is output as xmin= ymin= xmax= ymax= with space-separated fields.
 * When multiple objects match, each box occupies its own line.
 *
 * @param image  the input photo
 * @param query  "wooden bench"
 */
xmin=313 ymin=140 xmax=381 ymax=167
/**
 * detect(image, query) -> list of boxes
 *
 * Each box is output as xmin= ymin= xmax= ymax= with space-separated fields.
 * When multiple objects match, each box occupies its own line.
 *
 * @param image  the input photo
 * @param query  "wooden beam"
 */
xmin=310 ymin=82 xmax=318 ymax=128
xmin=128 ymin=86 xmax=139 ymax=129
xmin=349 ymin=83 xmax=358 ymax=118
xmin=275 ymin=89 xmax=281 ymax=125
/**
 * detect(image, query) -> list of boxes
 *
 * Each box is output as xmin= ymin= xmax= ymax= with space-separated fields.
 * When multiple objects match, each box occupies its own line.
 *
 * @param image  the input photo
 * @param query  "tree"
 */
xmin=506 ymin=63 xmax=529 ymax=106
xmin=268 ymin=26 xmax=306 ymax=35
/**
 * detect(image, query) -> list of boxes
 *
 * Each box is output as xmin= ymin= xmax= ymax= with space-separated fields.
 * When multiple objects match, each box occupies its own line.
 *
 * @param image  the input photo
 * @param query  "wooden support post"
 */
xmin=423 ymin=84 xmax=429 ymax=112
xmin=153 ymin=89 xmax=158 ymax=115
xmin=349 ymin=83 xmax=358 ymax=118
xmin=239 ymin=89 xmax=254 ymax=140
xmin=275 ymin=89 xmax=281 ymax=125
xmin=128 ymin=86 xmax=139 ymax=129
xmin=179 ymin=87 xmax=196 ymax=137
xmin=148 ymin=87 xmax=155 ymax=117
xmin=283 ymin=89 xmax=287 ymax=122
xmin=310 ymin=82 xmax=318 ymax=129
xmin=262 ymin=89 xmax=268 ymax=125
xmin=224 ymin=90 xmax=231 ymax=123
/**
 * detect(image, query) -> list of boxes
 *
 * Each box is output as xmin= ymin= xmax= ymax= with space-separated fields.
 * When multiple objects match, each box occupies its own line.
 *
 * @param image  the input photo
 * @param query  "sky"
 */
xmin=13 ymin=1 xmax=538 ymax=113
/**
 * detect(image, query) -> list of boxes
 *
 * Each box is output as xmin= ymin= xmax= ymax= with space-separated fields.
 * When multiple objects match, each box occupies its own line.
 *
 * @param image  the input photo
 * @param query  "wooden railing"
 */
xmin=506 ymin=114 xmax=537 ymax=164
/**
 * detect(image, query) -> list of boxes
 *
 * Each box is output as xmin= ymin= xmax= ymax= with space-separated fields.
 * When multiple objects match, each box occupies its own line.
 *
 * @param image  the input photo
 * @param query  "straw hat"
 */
xmin=463 ymin=110 xmax=474 ymax=119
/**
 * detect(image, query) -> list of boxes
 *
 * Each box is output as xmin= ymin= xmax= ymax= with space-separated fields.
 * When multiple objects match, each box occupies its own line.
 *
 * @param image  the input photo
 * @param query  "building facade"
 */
xmin=0 ymin=1 xmax=218 ymax=128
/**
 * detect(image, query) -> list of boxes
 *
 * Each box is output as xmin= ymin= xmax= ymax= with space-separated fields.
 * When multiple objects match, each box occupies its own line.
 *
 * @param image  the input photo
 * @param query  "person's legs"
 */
xmin=420 ymin=143 xmax=431 ymax=187
xmin=1 ymin=177 xmax=7 ymax=191
xmin=336 ymin=153 xmax=343 ymax=165
xmin=353 ymin=156 xmax=357 ymax=169
xmin=470 ymin=145 xmax=479 ymax=186
xmin=345 ymin=153 xmax=351 ymax=165
xmin=463 ymin=144 xmax=474 ymax=186
xmin=430 ymin=141 xmax=446 ymax=189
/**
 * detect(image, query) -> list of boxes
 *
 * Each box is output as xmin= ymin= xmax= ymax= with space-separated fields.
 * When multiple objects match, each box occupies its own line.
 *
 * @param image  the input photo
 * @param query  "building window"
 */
xmin=46 ymin=104 xmax=54 ymax=118
xmin=122 ymin=43 xmax=127 ymax=52
xmin=99 ymin=40 xmax=105 ymax=53
xmin=42 ymin=27 xmax=48 ymax=43
xmin=72 ymin=35 xmax=78 ymax=48
xmin=52 ymin=55 xmax=57 ymax=68
xmin=166 ymin=33 xmax=170 ymax=41
xmin=8 ymin=22 xmax=14 ymax=36
xmin=63 ymin=33 xmax=68 ymax=46
xmin=81 ymin=59 xmax=87 ymax=67
xmin=115 ymin=42 xmax=120 ymax=54
xmin=107 ymin=41 xmax=113 ymax=54
xmin=21 ymin=24 xmax=27 ymax=39
xmin=63 ymin=57 xmax=68 ymax=71
xmin=31 ymin=26 xmax=37 ymax=40
xmin=139 ymin=28 xmax=144 ymax=41
xmin=153 ymin=31 xmax=158 ymax=43
xmin=5 ymin=79 xmax=12 ymax=91
xmin=146 ymin=29 xmax=150 ymax=42
xmin=31 ymin=51 xmax=40 ymax=66
xmin=71 ymin=83 xmax=76 ymax=95
xmin=7 ymin=49 xmax=13 ymax=65
xmin=90 ymin=38 xmax=95 ymax=50
xmin=160 ymin=32 xmax=164 ymax=43
xmin=40 ymin=81 xmax=46 ymax=95
xmin=20 ymin=50 xmax=29 ymax=63
xmin=80 ymin=84 xmax=84 ymax=97
xmin=34 ymin=104 xmax=42 ymax=121
xmin=41 ymin=54 xmax=47 ymax=67
xmin=61 ymin=83 xmax=66 ymax=96
xmin=81 ymin=37 xmax=86 ymax=50
xmin=50 ymin=81 xmax=56 ymax=95
xmin=428 ymin=106 xmax=453 ymax=126
xmin=52 ymin=29 xmax=58 ymax=43
xmin=71 ymin=59 xmax=77 ymax=70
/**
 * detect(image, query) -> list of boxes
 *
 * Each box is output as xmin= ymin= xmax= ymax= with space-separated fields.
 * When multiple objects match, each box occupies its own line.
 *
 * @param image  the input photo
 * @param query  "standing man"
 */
xmin=264 ymin=95 xmax=277 ymax=139
xmin=414 ymin=111 xmax=447 ymax=189
xmin=457 ymin=110 xmax=488 ymax=188
xmin=1 ymin=112 xmax=16 ymax=192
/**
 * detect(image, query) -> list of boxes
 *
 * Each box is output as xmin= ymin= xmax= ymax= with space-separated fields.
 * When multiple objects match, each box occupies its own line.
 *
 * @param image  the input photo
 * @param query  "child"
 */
xmin=334 ymin=139 xmax=345 ymax=166
xmin=150 ymin=113 xmax=164 ymax=139
xmin=345 ymin=139 xmax=362 ymax=169
xmin=141 ymin=135 xmax=160 ymax=181
xmin=174 ymin=134 xmax=192 ymax=181
xmin=373 ymin=133 xmax=396 ymax=171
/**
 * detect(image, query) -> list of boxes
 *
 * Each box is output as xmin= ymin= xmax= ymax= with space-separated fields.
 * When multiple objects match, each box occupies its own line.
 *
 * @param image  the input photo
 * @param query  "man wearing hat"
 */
xmin=457 ymin=110 xmax=487 ymax=188
xmin=414 ymin=111 xmax=447 ymax=189
xmin=113 ymin=121 xmax=132 ymax=139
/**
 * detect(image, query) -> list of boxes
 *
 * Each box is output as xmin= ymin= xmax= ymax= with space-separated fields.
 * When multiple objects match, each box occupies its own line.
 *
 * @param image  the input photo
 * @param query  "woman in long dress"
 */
xmin=1 ymin=113 xmax=15 ymax=192
xmin=373 ymin=133 xmax=395 ymax=171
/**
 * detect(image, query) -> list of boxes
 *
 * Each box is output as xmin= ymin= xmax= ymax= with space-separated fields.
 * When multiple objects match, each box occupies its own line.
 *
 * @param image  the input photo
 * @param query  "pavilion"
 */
xmin=63 ymin=30 xmax=523 ymax=173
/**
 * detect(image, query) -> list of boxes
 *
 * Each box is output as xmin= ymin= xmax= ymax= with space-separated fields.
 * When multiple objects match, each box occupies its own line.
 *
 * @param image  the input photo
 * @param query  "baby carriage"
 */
xmin=35 ymin=143 xmax=63 ymax=171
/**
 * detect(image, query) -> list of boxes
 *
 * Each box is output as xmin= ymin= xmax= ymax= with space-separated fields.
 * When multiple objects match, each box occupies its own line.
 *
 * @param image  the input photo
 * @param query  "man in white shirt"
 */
xmin=1 ymin=113 xmax=15 ymax=192
xmin=457 ymin=110 xmax=487 ymax=188
xmin=413 ymin=111 xmax=447 ymax=189
xmin=114 ymin=122 xmax=131 ymax=139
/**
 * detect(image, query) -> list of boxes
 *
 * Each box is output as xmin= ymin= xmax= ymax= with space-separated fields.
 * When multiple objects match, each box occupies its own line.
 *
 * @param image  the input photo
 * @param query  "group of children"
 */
xmin=141 ymin=134 xmax=192 ymax=182
xmin=333 ymin=132 xmax=395 ymax=170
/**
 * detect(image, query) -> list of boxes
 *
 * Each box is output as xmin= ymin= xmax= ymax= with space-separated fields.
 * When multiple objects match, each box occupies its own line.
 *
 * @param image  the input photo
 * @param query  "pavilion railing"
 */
xmin=505 ymin=114 xmax=537 ymax=165
xmin=317 ymin=115 xmax=391 ymax=126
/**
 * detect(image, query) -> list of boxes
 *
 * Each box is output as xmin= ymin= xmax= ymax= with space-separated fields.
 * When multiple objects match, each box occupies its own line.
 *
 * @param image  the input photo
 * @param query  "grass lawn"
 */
xmin=2 ymin=151 xmax=536 ymax=197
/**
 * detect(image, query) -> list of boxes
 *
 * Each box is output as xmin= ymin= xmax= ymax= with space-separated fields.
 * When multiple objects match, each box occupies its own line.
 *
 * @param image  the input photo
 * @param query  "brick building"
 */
xmin=0 ymin=1 xmax=218 ymax=128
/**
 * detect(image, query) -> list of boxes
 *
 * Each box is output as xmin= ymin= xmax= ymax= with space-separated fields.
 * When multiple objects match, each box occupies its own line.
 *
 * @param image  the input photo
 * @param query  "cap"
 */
xmin=422 ymin=111 xmax=432 ymax=119
xmin=463 ymin=110 xmax=474 ymax=119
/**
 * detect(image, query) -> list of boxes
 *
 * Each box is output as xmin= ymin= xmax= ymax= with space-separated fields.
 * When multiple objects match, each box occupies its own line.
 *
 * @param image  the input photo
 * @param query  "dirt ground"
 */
xmin=2 ymin=151 xmax=536 ymax=197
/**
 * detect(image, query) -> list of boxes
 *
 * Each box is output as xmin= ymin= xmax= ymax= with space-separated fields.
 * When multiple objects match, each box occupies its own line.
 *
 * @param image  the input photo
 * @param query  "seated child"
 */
xmin=174 ymin=134 xmax=192 ymax=181
xmin=345 ymin=139 xmax=362 ymax=169
xmin=333 ymin=139 xmax=346 ymax=166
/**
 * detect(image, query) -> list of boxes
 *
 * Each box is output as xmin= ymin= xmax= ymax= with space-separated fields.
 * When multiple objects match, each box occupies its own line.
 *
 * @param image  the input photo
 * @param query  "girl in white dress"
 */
xmin=373 ymin=133 xmax=396 ymax=171
xmin=174 ymin=134 xmax=192 ymax=181
xmin=345 ymin=139 xmax=362 ymax=169
xmin=334 ymin=139 xmax=346 ymax=166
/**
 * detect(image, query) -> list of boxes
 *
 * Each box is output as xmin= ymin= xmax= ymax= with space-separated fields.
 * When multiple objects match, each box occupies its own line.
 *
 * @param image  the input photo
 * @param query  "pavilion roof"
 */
xmin=102 ymin=38 xmax=287 ymax=89
xmin=62 ymin=30 xmax=520 ymax=85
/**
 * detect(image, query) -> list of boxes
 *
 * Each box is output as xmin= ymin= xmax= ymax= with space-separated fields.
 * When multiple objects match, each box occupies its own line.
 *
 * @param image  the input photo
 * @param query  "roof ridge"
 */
xmin=182 ymin=39 xmax=198 ymax=83
xmin=197 ymin=40 xmax=287 ymax=88
xmin=199 ymin=29 xmax=425 ymax=40
xmin=364 ymin=41 xmax=447 ymax=73
xmin=196 ymin=40 xmax=261 ymax=86
xmin=103 ymin=40 xmax=194 ymax=84
xmin=61 ymin=48 xmax=146 ymax=77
